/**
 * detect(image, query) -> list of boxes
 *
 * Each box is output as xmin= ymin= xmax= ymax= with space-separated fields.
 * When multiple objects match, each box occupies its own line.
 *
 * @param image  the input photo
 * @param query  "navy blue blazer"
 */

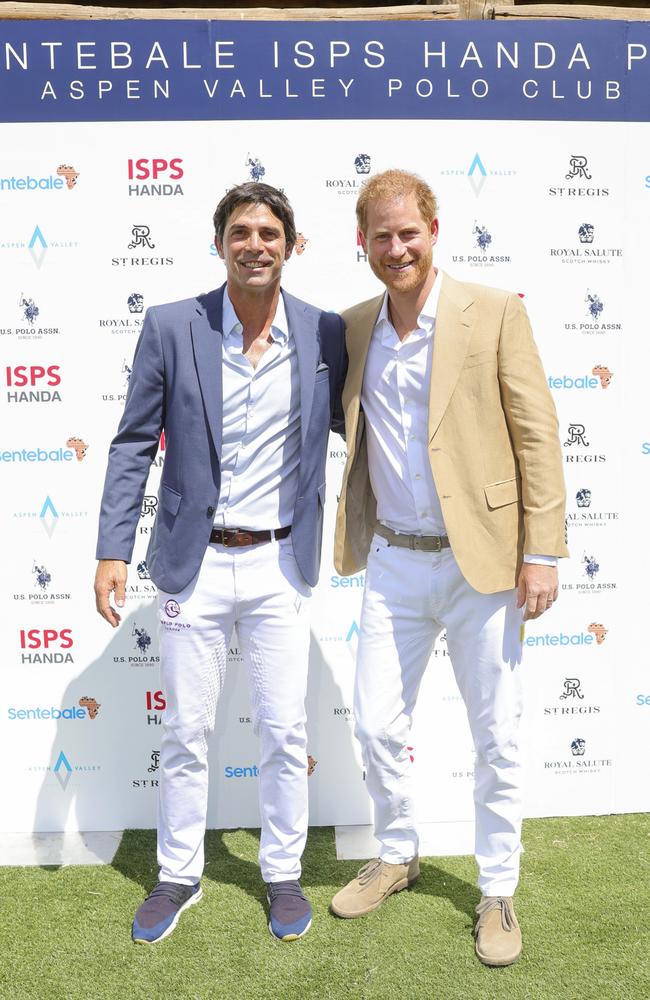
xmin=96 ymin=284 xmax=346 ymax=592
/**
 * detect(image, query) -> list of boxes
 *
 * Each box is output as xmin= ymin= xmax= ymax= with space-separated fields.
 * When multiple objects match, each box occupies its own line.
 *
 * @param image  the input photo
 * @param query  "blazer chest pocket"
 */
xmin=484 ymin=477 xmax=521 ymax=510
xmin=160 ymin=483 xmax=182 ymax=516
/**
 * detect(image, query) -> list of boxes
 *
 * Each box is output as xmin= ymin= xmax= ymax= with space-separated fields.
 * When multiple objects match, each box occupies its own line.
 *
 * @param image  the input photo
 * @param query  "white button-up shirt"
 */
xmin=361 ymin=271 xmax=445 ymax=536
xmin=213 ymin=289 xmax=300 ymax=530
xmin=361 ymin=272 xmax=554 ymax=565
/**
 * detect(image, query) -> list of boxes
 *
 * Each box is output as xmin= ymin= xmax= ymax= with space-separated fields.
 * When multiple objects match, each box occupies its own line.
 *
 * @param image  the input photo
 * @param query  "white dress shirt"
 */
xmin=361 ymin=272 xmax=555 ymax=566
xmin=213 ymin=289 xmax=300 ymax=530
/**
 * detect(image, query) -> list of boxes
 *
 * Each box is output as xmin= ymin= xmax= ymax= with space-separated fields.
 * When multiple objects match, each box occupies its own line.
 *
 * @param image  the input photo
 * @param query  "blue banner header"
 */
xmin=1 ymin=19 xmax=649 ymax=122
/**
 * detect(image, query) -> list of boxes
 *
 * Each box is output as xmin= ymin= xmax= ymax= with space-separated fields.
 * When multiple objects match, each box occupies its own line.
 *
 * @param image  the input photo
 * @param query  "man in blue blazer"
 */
xmin=95 ymin=182 xmax=346 ymax=944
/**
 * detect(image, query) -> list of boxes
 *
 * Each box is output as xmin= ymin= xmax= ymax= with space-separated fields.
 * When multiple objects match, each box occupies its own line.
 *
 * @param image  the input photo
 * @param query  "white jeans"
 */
xmin=355 ymin=533 xmax=524 ymax=897
xmin=156 ymin=535 xmax=311 ymax=885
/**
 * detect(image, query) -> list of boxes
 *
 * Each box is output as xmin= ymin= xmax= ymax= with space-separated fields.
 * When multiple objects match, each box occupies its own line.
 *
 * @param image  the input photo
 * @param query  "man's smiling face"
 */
xmin=359 ymin=192 xmax=438 ymax=295
xmin=217 ymin=201 xmax=292 ymax=296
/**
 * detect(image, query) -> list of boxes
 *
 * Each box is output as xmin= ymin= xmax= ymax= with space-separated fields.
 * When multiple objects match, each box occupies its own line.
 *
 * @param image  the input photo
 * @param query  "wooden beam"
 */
xmin=492 ymin=2 xmax=650 ymax=17
xmin=0 ymin=2 xmax=458 ymax=19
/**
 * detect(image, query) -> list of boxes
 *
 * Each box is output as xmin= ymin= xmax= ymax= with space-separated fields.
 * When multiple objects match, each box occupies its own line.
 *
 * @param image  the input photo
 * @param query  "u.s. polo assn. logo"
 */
xmin=451 ymin=221 xmax=511 ymax=268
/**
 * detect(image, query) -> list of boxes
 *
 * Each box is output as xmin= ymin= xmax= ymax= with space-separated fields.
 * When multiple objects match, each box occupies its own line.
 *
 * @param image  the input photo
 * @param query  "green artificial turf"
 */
xmin=0 ymin=815 xmax=648 ymax=1000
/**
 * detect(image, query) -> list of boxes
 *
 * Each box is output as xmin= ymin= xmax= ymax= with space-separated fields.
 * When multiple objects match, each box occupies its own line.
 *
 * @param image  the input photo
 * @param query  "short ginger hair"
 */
xmin=356 ymin=169 xmax=438 ymax=235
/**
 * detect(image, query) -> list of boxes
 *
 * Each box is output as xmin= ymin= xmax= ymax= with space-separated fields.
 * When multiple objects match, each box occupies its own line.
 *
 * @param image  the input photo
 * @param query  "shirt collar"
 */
xmin=375 ymin=268 xmax=443 ymax=346
xmin=222 ymin=287 xmax=289 ymax=345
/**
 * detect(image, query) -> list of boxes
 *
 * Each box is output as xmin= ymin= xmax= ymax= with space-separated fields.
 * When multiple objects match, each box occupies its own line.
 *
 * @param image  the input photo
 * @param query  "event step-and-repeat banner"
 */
xmin=0 ymin=19 xmax=648 ymax=836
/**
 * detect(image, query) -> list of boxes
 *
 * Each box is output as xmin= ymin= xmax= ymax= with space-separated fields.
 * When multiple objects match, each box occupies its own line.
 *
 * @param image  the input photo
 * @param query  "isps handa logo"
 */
xmin=19 ymin=627 xmax=74 ymax=665
xmin=451 ymin=221 xmax=511 ymax=268
xmin=127 ymin=158 xmax=184 ymax=197
xmin=4 ymin=364 xmax=62 ymax=403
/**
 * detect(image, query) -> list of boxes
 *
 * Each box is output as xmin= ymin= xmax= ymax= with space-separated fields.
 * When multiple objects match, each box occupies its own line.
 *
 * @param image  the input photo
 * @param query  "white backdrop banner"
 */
xmin=0 ymin=19 xmax=648 ymax=835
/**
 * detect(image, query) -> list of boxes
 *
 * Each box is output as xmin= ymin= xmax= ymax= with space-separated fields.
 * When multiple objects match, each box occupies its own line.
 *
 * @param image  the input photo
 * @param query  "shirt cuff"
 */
xmin=523 ymin=554 xmax=558 ymax=567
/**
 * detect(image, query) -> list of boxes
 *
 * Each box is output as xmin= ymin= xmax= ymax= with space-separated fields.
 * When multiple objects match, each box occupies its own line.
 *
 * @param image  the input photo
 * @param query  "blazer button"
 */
xmin=207 ymin=506 xmax=215 ymax=517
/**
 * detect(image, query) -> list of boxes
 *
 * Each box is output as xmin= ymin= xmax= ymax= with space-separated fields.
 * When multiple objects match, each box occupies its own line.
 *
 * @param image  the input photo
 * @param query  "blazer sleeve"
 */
xmin=497 ymin=293 xmax=568 ymax=558
xmin=95 ymin=307 xmax=166 ymax=562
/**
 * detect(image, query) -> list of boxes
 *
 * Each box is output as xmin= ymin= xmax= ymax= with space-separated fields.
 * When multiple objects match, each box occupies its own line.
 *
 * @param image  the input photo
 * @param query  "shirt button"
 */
xmin=415 ymin=474 xmax=422 ymax=480
xmin=207 ymin=506 xmax=215 ymax=517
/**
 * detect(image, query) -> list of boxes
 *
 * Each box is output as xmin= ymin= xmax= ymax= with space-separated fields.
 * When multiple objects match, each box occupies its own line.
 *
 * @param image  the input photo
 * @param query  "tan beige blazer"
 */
xmin=334 ymin=272 xmax=568 ymax=594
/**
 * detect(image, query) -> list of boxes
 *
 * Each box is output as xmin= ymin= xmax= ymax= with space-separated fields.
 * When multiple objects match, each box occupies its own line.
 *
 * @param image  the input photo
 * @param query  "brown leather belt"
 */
xmin=375 ymin=523 xmax=450 ymax=553
xmin=209 ymin=525 xmax=291 ymax=548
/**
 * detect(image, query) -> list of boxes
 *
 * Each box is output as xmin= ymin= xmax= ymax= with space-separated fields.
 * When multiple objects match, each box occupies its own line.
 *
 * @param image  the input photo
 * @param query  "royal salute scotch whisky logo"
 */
xmin=543 ymin=737 xmax=613 ymax=776
xmin=566 ymin=488 xmax=618 ymax=531
xmin=549 ymin=221 xmax=623 ymax=264
xmin=326 ymin=154 xmax=372 ymax=195
xmin=98 ymin=293 xmax=145 ymax=336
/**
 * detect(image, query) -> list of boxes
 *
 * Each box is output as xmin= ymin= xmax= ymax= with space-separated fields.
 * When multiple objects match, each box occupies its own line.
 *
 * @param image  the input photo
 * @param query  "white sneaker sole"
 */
xmin=133 ymin=886 xmax=203 ymax=945
xmin=268 ymin=917 xmax=312 ymax=942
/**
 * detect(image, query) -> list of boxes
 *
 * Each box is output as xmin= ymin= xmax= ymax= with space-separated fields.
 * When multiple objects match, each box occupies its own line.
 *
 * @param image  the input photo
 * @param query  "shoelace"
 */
xmin=356 ymin=859 xmax=384 ymax=887
xmin=267 ymin=880 xmax=304 ymax=902
xmin=475 ymin=896 xmax=516 ymax=933
xmin=148 ymin=882 xmax=194 ymax=905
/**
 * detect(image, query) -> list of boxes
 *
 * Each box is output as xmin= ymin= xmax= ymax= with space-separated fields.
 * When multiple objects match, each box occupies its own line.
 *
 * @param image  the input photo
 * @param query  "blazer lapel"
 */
xmin=343 ymin=295 xmax=383 ymax=454
xmin=190 ymin=285 xmax=225 ymax=457
xmin=428 ymin=273 xmax=475 ymax=442
xmin=284 ymin=291 xmax=319 ymax=445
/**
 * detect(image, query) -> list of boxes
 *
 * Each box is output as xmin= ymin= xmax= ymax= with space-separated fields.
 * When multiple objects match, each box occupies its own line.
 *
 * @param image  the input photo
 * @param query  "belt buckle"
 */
xmin=432 ymin=536 xmax=442 ymax=553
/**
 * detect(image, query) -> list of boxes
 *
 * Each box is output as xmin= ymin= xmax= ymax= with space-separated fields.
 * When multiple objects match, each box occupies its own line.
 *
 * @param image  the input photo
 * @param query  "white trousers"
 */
xmin=156 ymin=535 xmax=311 ymax=885
xmin=355 ymin=533 xmax=524 ymax=897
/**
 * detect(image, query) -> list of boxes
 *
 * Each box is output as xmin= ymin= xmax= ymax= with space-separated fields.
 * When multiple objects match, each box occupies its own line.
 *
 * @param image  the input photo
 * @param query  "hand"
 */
xmin=516 ymin=563 xmax=559 ymax=621
xmin=94 ymin=559 xmax=128 ymax=627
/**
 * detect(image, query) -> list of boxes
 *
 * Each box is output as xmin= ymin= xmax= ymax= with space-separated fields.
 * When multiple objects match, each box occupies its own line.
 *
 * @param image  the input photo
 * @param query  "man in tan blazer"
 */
xmin=330 ymin=170 xmax=567 ymax=966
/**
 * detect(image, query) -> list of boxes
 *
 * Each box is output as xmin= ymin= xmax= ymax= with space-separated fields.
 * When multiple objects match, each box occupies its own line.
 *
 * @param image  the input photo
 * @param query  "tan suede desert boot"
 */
xmin=474 ymin=895 xmax=522 ymax=966
xmin=330 ymin=857 xmax=420 ymax=918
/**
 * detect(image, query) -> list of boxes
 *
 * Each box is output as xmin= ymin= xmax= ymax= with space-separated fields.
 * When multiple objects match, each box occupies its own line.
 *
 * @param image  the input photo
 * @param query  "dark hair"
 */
xmin=213 ymin=182 xmax=296 ymax=249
